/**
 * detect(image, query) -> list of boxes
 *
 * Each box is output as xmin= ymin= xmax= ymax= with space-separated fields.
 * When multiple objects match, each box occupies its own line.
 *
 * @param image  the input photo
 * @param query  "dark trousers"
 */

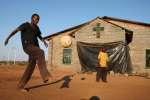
xmin=96 ymin=67 xmax=108 ymax=82
xmin=18 ymin=45 xmax=50 ymax=89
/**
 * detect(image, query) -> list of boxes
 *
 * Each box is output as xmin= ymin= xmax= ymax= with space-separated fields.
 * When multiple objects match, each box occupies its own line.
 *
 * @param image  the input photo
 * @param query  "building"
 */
xmin=44 ymin=16 xmax=150 ymax=73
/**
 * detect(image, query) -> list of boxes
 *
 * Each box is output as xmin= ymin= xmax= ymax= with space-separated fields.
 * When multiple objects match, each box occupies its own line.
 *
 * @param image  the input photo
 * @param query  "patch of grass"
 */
xmin=0 ymin=61 xmax=28 ymax=65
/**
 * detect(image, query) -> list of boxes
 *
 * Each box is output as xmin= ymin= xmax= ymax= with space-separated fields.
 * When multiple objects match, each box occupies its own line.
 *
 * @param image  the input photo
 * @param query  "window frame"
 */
xmin=145 ymin=49 xmax=150 ymax=68
xmin=62 ymin=48 xmax=72 ymax=65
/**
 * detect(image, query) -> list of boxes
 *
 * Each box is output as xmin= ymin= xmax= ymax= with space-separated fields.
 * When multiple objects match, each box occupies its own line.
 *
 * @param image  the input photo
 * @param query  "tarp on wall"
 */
xmin=77 ymin=41 xmax=132 ymax=74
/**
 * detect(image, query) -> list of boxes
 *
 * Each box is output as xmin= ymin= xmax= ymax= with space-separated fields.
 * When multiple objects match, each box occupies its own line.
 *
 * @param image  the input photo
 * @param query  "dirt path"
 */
xmin=0 ymin=65 xmax=150 ymax=100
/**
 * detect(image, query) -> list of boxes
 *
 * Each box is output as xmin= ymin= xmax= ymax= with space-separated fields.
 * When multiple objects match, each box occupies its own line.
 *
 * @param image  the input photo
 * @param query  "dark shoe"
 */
xmin=96 ymin=80 xmax=100 ymax=82
xmin=103 ymin=80 xmax=107 ymax=83
xmin=43 ymin=79 xmax=49 ymax=83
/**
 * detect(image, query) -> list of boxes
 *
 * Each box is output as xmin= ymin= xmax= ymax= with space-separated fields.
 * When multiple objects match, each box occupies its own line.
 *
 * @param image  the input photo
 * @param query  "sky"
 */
xmin=0 ymin=0 xmax=150 ymax=61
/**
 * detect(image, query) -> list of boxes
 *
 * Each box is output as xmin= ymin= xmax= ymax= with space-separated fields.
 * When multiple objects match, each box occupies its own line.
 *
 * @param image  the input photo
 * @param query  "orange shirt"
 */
xmin=98 ymin=51 xmax=108 ymax=67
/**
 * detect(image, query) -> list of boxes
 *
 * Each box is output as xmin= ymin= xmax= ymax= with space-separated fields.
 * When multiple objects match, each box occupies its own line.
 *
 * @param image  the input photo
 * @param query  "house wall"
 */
xmin=48 ymin=18 xmax=126 ymax=72
xmin=107 ymin=20 xmax=150 ymax=72
xmin=47 ymin=29 xmax=81 ymax=72
xmin=75 ymin=19 xmax=125 ymax=43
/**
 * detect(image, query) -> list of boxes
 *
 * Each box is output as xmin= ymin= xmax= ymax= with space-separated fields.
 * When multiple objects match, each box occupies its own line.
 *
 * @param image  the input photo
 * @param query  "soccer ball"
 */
xmin=60 ymin=35 xmax=72 ymax=48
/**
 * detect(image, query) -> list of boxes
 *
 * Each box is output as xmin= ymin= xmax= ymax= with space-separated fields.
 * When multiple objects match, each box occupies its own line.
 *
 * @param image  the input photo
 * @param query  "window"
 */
xmin=63 ymin=49 xmax=72 ymax=64
xmin=146 ymin=49 xmax=150 ymax=68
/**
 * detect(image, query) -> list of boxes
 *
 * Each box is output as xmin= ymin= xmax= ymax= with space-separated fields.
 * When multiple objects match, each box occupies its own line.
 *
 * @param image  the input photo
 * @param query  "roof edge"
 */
xmin=44 ymin=16 xmax=149 ymax=40
xmin=102 ymin=16 xmax=150 ymax=26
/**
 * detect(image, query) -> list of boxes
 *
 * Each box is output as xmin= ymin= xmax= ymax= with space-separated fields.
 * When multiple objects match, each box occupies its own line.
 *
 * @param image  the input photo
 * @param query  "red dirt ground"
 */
xmin=0 ymin=64 xmax=150 ymax=100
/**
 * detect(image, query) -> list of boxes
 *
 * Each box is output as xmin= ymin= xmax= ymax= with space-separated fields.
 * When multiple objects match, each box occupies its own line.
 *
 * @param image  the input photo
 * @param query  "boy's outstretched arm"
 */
xmin=4 ymin=28 xmax=19 ymax=46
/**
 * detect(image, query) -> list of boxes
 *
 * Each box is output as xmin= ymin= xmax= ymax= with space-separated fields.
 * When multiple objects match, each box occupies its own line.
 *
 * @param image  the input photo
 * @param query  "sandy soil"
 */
xmin=0 ymin=64 xmax=150 ymax=100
